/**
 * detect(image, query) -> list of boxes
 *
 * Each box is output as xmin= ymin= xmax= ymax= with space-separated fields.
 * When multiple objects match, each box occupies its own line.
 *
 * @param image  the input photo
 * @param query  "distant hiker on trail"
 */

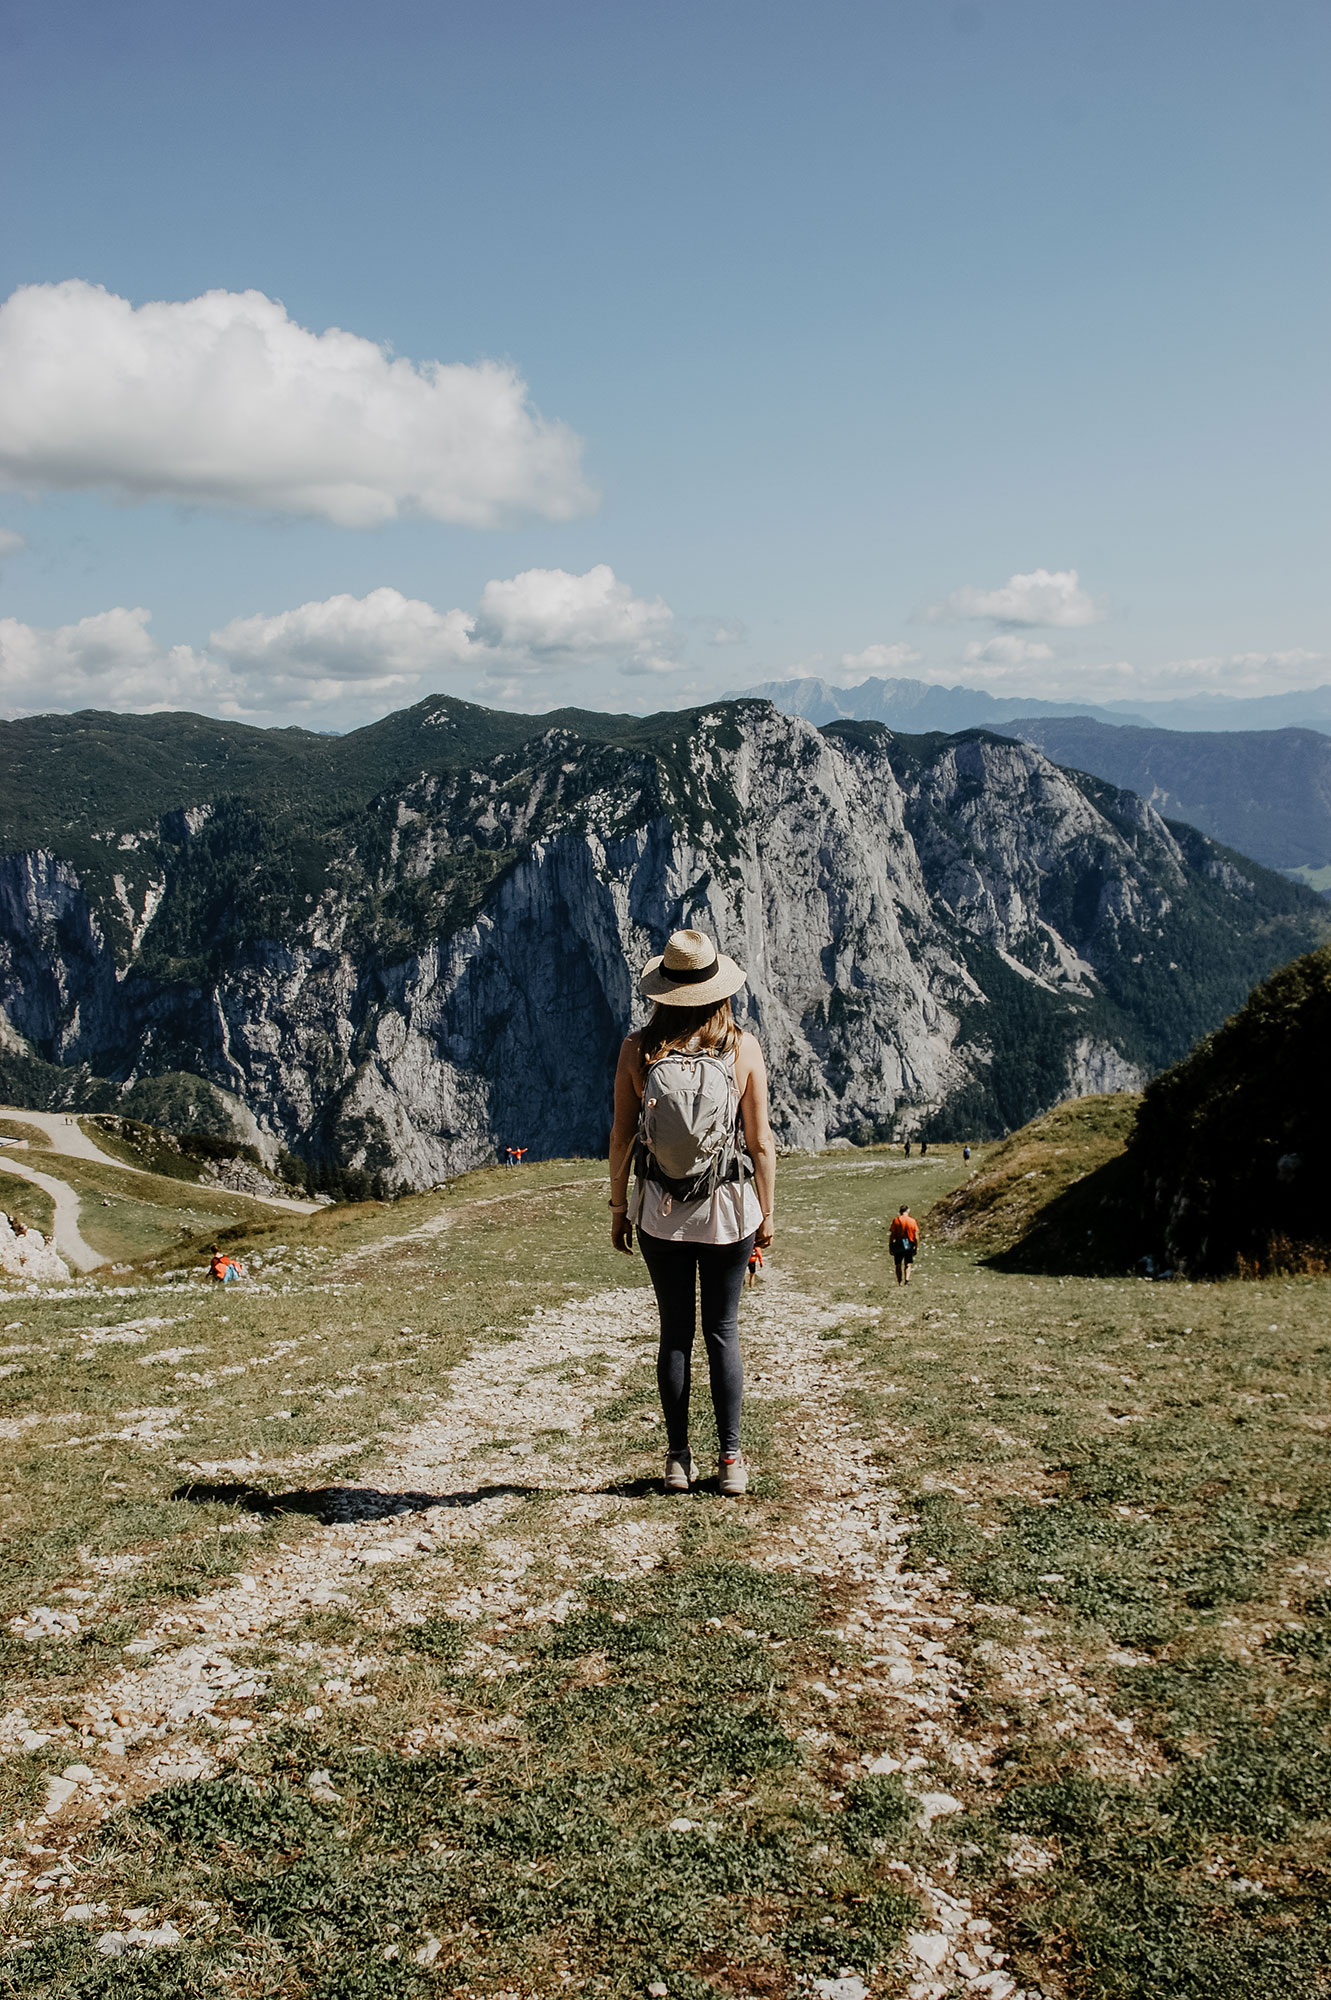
xmin=904 ymin=1139 xmax=911 ymax=1157
xmin=888 ymin=1204 xmax=919 ymax=1286
xmin=513 ymin=1147 xmax=528 ymax=1165
xmin=609 ymin=929 xmax=776 ymax=1498
xmin=746 ymin=1243 xmax=764 ymax=1289
xmin=963 ymin=1144 xmax=971 ymax=1162
xmin=208 ymin=1246 xmax=243 ymax=1285
xmin=503 ymin=1146 xmax=515 ymax=1168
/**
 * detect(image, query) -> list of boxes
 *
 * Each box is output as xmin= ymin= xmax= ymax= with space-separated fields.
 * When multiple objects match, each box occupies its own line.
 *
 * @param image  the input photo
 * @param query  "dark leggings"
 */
xmin=637 ymin=1229 xmax=755 ymax=1457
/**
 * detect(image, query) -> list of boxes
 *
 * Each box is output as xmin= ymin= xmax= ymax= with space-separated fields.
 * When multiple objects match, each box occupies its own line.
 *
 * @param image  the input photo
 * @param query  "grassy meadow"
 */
xmin=0 ymin=1138 xmax=1327 ymax=1999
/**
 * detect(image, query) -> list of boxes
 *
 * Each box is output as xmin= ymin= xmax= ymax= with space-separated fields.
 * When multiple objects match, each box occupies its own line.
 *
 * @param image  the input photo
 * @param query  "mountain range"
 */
xmin=741 ymin=677 xmax=1331 ymax=886
xmin=736 ymin=674 xmax=1331 ymax=736
xmin=1 ymin=697 xmax=1324 ymax=1189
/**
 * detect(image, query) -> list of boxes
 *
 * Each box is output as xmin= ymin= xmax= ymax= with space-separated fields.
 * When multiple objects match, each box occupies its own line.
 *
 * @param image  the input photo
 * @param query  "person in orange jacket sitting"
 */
xmin=888 ymin=1204 xmax=919 ymax=1286
xmin=208 ymin=1246 xmax=243 ymax=1285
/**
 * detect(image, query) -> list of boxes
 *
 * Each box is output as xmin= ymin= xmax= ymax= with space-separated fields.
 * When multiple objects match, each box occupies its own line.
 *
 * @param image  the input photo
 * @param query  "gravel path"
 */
xmin=0 ymin=1261 xmax=1118 ymax=1995
xmin=0 ymin=1105 xmax=320 ymax=1216
xmin=0 ymin=1156 xmax=104 ymax=1272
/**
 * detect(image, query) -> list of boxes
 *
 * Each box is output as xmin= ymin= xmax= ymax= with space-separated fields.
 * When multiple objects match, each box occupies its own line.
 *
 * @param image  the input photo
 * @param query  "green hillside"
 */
xmin=928 ymin=1093 xmax=1142 ymax=1273
xmin=931 ymin=941 xmax=1331 ymax=1280
xmin=0 ymin=696 xmax=761 ymax=864
xmin=1132 ymin=940 xmax=1331 ymax=1276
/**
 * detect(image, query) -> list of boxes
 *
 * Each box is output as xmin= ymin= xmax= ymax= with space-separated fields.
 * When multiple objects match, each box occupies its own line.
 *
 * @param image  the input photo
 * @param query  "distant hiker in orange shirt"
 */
xmin=513 ymin=1147 xmax=528 ymax=1165
xmin=888 ymin=1204 xmax=919 ymax=1286
xmin=745 ymin=1242 xmax=764 ymax=1289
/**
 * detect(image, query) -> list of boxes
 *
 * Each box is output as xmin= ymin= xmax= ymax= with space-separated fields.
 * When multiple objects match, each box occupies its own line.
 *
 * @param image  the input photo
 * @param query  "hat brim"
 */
xmin=639 ymin=951 xmax=748 ymax=1008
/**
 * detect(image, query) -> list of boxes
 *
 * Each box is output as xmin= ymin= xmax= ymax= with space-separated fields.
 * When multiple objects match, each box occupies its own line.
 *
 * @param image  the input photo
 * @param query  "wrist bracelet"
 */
xmin=609 ymin=1202 xmax=628 ymax=1213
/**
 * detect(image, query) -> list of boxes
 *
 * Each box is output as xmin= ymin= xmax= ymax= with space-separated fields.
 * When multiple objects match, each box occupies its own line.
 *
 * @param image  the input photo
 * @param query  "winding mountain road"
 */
xmin=0 ymin=1154 xmax=104 ymax=1271
xmin=0 ymin=1106 xmax=320 ymax=1272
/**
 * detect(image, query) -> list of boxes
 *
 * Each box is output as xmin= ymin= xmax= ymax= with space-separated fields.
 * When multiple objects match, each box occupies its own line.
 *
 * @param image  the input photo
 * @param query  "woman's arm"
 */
xmin=738 ymin=1034 xmax=776 ymax=1249
xmin=608 ymin=1035 xmax=642 ymax=1252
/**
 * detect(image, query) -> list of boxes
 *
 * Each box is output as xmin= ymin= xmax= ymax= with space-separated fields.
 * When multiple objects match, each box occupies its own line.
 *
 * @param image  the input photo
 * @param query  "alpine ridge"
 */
xmin=0 ymin=697 xmax=1324 ymax=1189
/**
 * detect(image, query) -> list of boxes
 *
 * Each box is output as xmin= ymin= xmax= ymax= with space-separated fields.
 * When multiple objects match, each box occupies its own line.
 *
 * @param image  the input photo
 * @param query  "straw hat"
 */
xmin=639 ymin=927 xmax=747 ymax=1008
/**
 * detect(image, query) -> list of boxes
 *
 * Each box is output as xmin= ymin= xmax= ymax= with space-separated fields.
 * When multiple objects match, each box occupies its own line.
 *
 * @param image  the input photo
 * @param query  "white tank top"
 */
xmin=631 ymin=1048 xmax=763 ymax=1245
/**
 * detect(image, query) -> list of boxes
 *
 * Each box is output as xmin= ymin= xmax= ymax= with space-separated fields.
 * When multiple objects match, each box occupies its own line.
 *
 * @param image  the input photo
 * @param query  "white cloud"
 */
xmin=474 ymin=564 xmax=676 ymax=673
xmin=0 ymin=527 xmax=24 ymax=560
xmin=962 ymin=636 xmax=1055 ymax=668
xmin=0 ymin=566 xmax=683 ymax=723
xmin=839 ymin=641 xmax=922 ymax=676
xmin=938 ymin=567 xmax=1103 ymax=628
xmin=211 ymin=589 xmax=476 ymax=687
xmin=0 ymin=281 xmax=593 ymax=529
xmin=0 ymin=606 xmax=225 ymax=717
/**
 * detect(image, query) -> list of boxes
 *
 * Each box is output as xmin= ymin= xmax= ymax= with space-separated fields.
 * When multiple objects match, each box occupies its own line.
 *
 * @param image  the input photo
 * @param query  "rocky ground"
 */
xmin=2 ymin=1153 xmax=1327 ymax=1999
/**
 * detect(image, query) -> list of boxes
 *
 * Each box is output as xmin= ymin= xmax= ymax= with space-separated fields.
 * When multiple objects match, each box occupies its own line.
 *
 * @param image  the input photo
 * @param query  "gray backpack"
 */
xmin=636 ymin=1050 xmax=750 ymax=1205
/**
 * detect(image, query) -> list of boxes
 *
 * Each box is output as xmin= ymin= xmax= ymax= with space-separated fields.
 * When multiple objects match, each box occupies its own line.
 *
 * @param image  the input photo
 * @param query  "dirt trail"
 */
xmin=0 ymin=1156 xmax=104 ymax=1272
xmin=0 ymin=1262 xmax=1081 ymax=1996
xmin=740 ymin=1277 xmax=1047 ymax=2000
xmin=0 ymin=1104 xmax=320 ymax=1216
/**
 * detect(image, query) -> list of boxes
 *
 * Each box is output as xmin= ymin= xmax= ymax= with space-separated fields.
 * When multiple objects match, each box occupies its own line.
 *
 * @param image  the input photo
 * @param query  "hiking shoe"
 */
xmin=718 ymin=1452 xmax=748 ymax=1497
xmin=664 ymin=1450 xmax=693 ymax=1493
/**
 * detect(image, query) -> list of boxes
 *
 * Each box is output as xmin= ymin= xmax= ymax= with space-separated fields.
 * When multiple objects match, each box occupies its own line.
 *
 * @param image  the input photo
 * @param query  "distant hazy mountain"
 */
xmin=1102 ymin=686 xmax=1331 ymax=733
xmin=1002 ymin=717 xmax=1331 ymax=885
xmin=732 ymin=674 xmax=1143 ymax=731
xmin=739 ymin=673 xmax=1331 ymax=738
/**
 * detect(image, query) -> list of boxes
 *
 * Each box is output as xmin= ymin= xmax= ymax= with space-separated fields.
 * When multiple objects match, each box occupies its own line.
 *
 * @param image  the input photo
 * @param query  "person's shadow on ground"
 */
xmin=171 ymin=1478 xmax=540 ymax=1523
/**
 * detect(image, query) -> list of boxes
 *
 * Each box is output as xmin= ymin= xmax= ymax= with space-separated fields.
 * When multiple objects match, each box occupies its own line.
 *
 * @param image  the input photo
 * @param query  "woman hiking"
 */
xmin=609 ymin=929 xmax=776 ymax=1496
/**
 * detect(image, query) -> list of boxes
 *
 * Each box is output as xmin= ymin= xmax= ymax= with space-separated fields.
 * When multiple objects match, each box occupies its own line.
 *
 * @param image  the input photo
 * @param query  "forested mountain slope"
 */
xmin=0 ymin=698 xmax=1324 ymax=1188
xmin=1003 ymin=716 xmax=1331 ymax=881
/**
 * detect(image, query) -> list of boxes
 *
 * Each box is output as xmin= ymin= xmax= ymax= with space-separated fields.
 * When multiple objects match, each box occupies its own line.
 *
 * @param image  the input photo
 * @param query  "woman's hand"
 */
xmin=611 ymin=1210 xmax=634 ymax=1254
xmin=755 ymin=1213 xmax=774 ymax=1250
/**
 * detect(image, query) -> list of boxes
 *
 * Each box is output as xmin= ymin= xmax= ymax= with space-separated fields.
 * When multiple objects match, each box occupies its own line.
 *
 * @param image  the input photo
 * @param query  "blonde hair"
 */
xmin=639 ymin=996 xmax=741 ymax=1063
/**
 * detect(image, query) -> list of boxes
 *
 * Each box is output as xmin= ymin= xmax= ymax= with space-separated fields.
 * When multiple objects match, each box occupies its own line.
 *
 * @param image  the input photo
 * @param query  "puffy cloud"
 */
xmin=0 ymin=281 xmax=593 ymax=529
xmin=839 ymin=642 xmax=922 ymax=676
xmin=938 ymin=567 xmax=1103 ymax=628
xmin=211 ymin=589 xmax=476 ymax=687
xmin=0 ymin=606 xmax=225 ymax=717
xmin=474 ymin=564 xmax=676 ymax=673
xmin=0 ymin=528 xmax=24 ymax=560
xmin=962 ymin=636 xmax=1055 ymax=669
xmin=0 ymin=566 xmax=683 ymax=723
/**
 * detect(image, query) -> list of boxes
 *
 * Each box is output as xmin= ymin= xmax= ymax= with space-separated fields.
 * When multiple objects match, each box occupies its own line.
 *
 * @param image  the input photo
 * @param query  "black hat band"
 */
xmin=660 ymin=953 xmax=719 ymax=985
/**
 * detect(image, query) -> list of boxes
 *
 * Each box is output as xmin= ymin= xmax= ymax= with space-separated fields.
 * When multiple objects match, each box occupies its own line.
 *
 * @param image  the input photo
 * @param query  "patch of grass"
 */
xmin=17 ymin=1554 xmax=924 ymax=1996
xmin=769 ymin=1153 xmax=1331 ymax=2000
xmin=928 ymin=1092 xmax=1141 ymax=1271
xmin=0 ymin=1116 xmax=53 ymax=1149
xmin=0 ymin=1168 xmax=55 ymax=1236
xmin=6 ymin=1145 xmax=1330 ymax=2000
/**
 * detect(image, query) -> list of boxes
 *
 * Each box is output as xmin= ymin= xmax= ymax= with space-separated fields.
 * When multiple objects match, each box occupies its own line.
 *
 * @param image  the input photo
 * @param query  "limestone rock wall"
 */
xmin=0 ymin=706 xmax=1310 ymax=1187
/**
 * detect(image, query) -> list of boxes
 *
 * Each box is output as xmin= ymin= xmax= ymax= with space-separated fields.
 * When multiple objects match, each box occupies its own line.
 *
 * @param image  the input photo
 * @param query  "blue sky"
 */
xmin=0 ymin=0 xmax=1327 ymax=725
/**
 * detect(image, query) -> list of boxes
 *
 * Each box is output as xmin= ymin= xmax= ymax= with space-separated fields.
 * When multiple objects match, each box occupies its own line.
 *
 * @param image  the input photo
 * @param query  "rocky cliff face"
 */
xmin=0 ymin=700 xmax=1324 ymax=1188
xmin=1004 ymin=716 xmax=1331 ymax=878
